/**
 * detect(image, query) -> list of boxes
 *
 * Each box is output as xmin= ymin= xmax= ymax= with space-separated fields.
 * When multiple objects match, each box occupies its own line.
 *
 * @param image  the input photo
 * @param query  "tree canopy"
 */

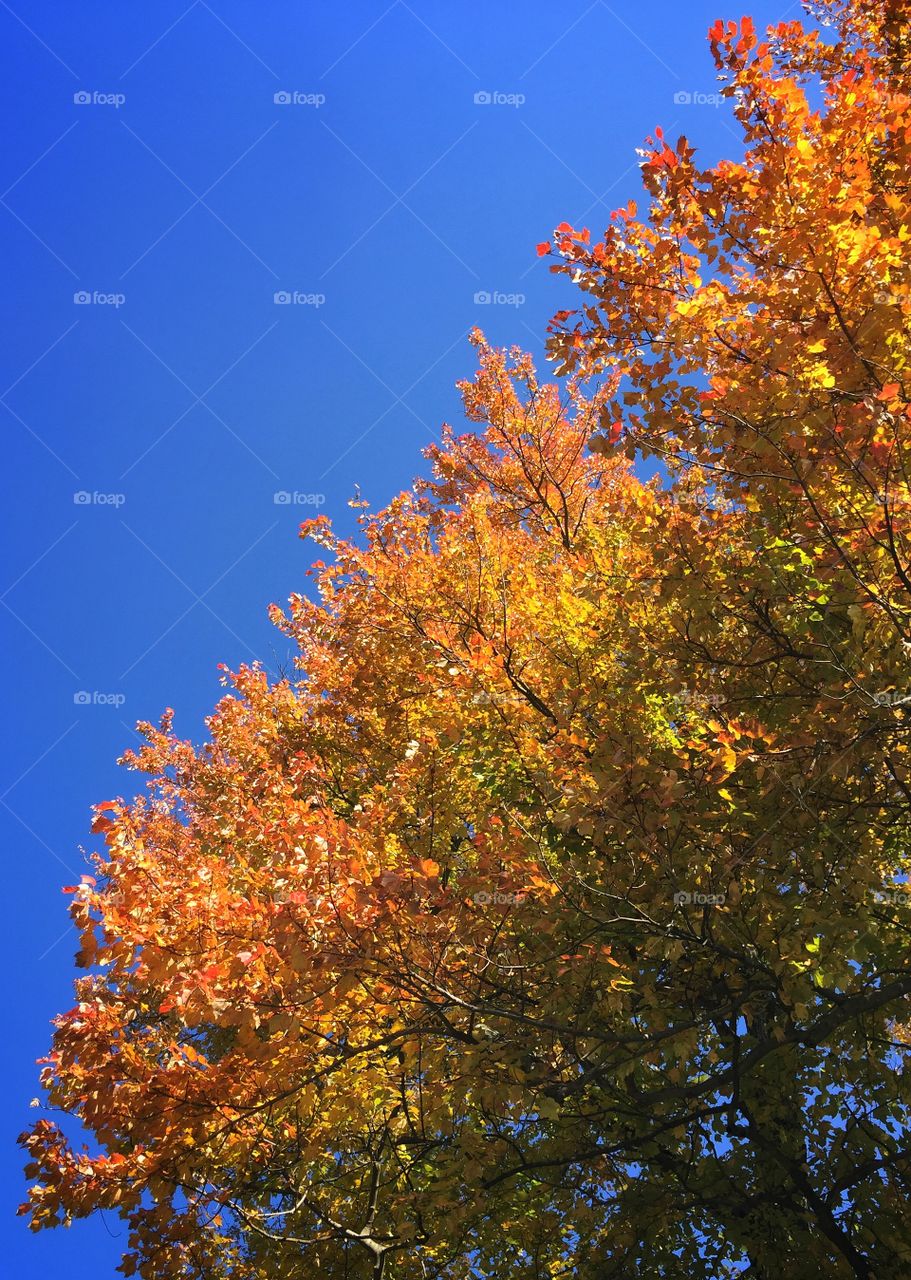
xmin=21 ymin=2 xmax=911 ymax=1276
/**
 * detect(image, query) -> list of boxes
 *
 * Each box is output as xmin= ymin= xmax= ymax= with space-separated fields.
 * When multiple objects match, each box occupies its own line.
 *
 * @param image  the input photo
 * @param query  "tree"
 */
xmin=21 ymin=2 xmax=911 ymax=1276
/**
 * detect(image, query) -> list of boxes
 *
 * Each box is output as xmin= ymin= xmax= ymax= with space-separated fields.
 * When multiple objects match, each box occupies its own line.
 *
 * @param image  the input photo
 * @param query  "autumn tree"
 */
xmin=22 ymin=2 xmax=911 ymax=1276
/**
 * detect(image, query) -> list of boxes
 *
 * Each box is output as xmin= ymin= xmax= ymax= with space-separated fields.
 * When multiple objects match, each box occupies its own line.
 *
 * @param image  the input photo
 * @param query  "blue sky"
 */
xmin=3 ymin=1 xmax=787 ymax=1272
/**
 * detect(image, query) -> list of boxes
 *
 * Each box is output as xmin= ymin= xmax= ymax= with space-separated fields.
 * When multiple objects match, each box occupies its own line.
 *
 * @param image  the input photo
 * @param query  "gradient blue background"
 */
xmin=3 ymin=1 xmax=787 ymax=1272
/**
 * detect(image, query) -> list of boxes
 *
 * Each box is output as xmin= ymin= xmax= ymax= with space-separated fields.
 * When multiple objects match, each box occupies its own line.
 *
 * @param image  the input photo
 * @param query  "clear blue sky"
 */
xmin=3 ymin=1 xmax=786 ymax=1273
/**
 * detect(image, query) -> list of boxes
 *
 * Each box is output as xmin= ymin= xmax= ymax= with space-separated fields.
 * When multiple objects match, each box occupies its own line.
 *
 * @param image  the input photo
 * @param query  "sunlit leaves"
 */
xmin=21 ymin=4 xmax=911 ymax=1277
